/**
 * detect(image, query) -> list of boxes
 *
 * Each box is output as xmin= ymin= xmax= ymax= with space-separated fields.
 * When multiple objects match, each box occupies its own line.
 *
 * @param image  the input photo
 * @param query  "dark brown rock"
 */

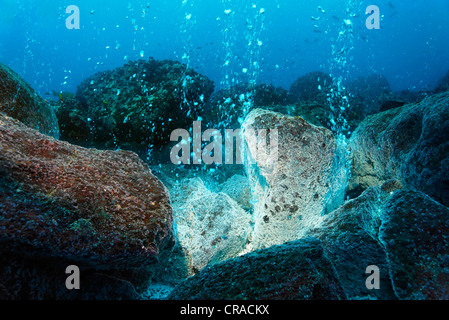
xmin=348 ymin=91 xmax=449 ymax=206
xmin=0 ymin=112 xmax=175 ymax=298
xmin=379 ymin=190 xmax=449 ymax=300
xmin=168 ymin=237 xmax=346 ymax=300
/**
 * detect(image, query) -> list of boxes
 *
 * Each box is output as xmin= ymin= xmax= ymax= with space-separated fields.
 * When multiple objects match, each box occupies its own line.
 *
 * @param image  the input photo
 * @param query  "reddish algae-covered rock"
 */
xmin=0 ymin=112 xmax=173 ymax=269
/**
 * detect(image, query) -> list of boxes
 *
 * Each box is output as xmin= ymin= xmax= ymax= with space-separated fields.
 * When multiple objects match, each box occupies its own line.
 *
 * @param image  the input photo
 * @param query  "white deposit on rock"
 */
xmin=219 ymin=174 xmax=252 ymax=211
xmin=242 ymin=108 xmax=347 ymax=250
xmin=170 ymin=178 xmax=253 ymax=272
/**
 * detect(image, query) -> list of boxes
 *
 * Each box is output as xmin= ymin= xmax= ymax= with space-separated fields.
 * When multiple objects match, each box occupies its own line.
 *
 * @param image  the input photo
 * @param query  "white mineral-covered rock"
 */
xmin=242 ymin=108 xmax=347 ymax=249
xmin=170 ymin=178 xmax=253 ymax=272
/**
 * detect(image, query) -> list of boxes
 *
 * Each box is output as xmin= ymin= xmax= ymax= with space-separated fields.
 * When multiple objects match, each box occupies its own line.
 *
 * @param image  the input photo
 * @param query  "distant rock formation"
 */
xmin=289 ymin=71 xmax=333 ymax=103
xmin=56 ymin=58 xmax=214 ymax=161
xmin=0 ymin=62 xmax=59 ymax=138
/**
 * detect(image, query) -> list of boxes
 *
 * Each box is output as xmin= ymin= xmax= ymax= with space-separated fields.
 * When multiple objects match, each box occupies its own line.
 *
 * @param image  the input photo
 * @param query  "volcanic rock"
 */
xmin=0 ymin=112 xmax=174 ymax=298
xmin=168 ymin=237 xmax=346 ymax=300
xmin=242 ymin=108 xmax=347 ymax=250
xmin=0 ymin=62 xmax=59 ymax=138
xmin=348 ymin=91 xmax=449 ymax=206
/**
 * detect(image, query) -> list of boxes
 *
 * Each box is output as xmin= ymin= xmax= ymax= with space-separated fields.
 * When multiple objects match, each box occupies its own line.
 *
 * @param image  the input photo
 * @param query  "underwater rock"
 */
xmin=0 ymin=113 xmax=174 ymax=298
xmin=379 ymin=190 xmax=449 ymax=300
xmin=287 ymin=72 xmax=370 ymax=135
xmin=170 ymin=178 xmax=253 ymax=273
xmin=348 ymin=91 xmax=449 ymax=206
xmin=0 ymin=62 xmax=59 ymax=138
xmin=219 ymin=174 xmax=252 ymax=211
xmin=204 ymin=82 xmax=295 ymax=130
xmin=0 ymin=251 xmax=141 ymax=300
xmin=242 ymin=108 xmax=347 ymax=250
xmin=434 ymin=70 xmax=449 ymax=94
xmin=58 ymin=58 xmax=214 ymax=161
xmin=289 ymin=71 xmax=333 ymax=103
xmin=168 ymin=237 xmax=346 ymax=300
xmin=347 ymin=106 xmax=404 ymax=198
xmin=378 ymin=90 xmax=427 ymax=113
xmin=53 ymin=92 xmax=91 ymax=147
xmin=305 ymin=180 xmax=403 ymax=300
xmin=345 ymin=74 xmax=392 ymax=116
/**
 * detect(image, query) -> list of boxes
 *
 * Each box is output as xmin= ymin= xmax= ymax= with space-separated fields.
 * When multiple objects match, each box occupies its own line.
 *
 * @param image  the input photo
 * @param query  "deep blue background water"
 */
xmin=1 ymin=0 xmax=448 ymax=98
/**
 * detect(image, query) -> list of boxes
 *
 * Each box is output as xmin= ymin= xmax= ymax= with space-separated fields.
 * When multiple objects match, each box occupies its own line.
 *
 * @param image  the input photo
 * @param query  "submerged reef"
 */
xmin=56 ymin=58 xmax=214 ymax=162
xmin=0 ymin=63 xmax=59 ymax=139
xmin=1 ymin=62 xmax=449 ymax=300
xmin=204 ymin=82 xmax=295 ymax=130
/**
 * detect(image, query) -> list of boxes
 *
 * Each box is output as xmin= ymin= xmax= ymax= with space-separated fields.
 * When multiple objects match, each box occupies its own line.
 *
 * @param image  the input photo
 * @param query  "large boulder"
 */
xmin=219 ymin=174 xmax=252 ymax=211
xmin=289 ymin=71 xmax=333 ymax=103
xmin=379 ymin=190 xmax=449 ymax=300
xmin=0 ymin=62 xmax=59 ymax=138
xmin=170 ymin=178 xmax=253 ymax=273
xmin=242 ymin=108 xmax=347 ymax=250
xmin=348 ymin=91 xmax=449 ymax=206
xmin=305 ymin=180 xmax=449 ymax=300
xmin=344 ymin=74 xmax=392 ymax=116
xmin=56 ymin=58 xmax=214 ymax=161
xmin=434 ymin=70 xmax=449 ymax=94
xmin=304 ymin=180 xmax=403 ymax=300
xmin=168 ymin=237 xmax=347 ymax=300
xmin=0 ymin=112 xmax=174 ymax=298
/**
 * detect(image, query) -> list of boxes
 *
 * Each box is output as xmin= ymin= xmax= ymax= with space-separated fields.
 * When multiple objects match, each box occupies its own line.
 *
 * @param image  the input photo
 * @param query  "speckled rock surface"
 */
xmin=168 ymin=237 xmax=346 ymax=300
xmin=379 ymin=190 xmax=449 ymax=300
xmin=242 ymin=108 xmax=347 ymax=250
xmin=57 ymin=58 xmax=214 ymax=161
xmin=304 ymin=180 xmax=403 ymax=300
xmin=0 ymin=62 xmax=59 ymax=138
xmin=170 ymin=177 xmax=253 ymax=273
xmin=348 ymin=91 xmax=449 ymax=205
xmin=0 ymin=112 xmax=175 ymax=298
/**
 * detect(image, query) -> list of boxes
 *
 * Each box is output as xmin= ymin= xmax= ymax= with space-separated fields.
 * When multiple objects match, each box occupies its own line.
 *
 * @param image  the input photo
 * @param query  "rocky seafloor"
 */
xmin=0 ymin=60 xmax=448 ymax=300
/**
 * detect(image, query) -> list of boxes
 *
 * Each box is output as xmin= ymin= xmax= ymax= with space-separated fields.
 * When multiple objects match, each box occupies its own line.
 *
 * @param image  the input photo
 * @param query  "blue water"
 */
xmin=1 ymin=0 xmax=448 ymax=98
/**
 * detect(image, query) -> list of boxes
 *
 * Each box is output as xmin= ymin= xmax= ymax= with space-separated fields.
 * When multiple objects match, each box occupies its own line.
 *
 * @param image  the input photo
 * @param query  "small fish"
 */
xmin=336 ymin=47 xmax=346 ymax=56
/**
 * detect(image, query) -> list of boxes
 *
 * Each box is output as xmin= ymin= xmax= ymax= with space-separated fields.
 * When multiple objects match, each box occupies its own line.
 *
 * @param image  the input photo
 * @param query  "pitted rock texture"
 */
xmin=0 ymin=112 xmax=173 ymax=269
xmin=0 ymin=62 xmax=59 ymax=138
xmin=242 ymin=108 xmax=347 ymax=250
xmin=348 ymin=91 xmax=449 ymax=206
xmin=168 ymin=237 xmax=346 ymax=300
xmin=170 ymin=178 xmax=253 ymax=273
